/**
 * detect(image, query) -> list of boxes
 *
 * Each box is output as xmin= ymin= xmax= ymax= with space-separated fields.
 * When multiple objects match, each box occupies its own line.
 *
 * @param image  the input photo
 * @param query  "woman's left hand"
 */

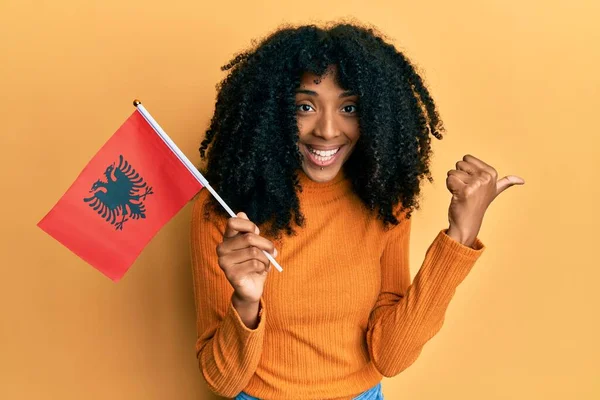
xmin=445 ymin=154 xmax=525 ymax=247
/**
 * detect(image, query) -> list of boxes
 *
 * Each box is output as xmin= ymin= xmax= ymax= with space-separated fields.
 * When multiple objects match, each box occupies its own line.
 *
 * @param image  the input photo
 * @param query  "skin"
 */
xmin=445 ymin=155 xmax=525 ymax=247
xmin=218 ymin=66 xmax=526 ymax=328
xmin=294 ymin=66 xmax=361 ymax=183
xmin=218 ymin=211 xmax=274 ymax=329
xmin=292 ymin=65 xmax=527 ymax=248
xmin=219 ymin=66 xmax=361 ymax=327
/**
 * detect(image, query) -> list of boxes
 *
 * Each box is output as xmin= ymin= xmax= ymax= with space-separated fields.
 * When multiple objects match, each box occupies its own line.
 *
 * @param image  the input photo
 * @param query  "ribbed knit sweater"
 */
xmin=190 ymin=168 xmax=486 ymax=400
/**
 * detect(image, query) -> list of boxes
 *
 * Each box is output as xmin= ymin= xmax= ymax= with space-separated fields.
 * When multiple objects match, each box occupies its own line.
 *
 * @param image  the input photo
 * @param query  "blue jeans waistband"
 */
xmin=234 ymin=381 xmax=383 ymax=400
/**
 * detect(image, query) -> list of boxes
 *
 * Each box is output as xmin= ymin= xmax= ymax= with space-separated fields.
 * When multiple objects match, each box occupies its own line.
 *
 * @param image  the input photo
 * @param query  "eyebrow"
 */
xmin=295 ymin=89 xmax=357 ymax=98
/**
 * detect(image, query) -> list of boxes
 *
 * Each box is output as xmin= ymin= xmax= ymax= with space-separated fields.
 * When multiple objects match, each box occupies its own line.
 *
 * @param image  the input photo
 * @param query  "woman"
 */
xmin=190 ymin=21 xmax=524 ymax=400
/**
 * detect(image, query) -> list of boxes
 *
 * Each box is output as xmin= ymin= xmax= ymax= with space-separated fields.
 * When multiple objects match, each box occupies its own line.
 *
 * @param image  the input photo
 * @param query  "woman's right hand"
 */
xmin=217 ymin=212 xmax=277 ymax=304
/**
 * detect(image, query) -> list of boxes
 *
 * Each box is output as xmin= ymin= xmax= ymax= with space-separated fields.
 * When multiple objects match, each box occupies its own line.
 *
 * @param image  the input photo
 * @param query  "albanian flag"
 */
xmin=37 ymin=104 xmax=204 ymax=282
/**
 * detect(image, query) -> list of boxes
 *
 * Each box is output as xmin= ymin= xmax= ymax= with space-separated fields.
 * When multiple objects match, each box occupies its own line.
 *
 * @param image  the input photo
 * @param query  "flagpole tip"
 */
xmin=133 ymin=99 xmax=142 ymax=107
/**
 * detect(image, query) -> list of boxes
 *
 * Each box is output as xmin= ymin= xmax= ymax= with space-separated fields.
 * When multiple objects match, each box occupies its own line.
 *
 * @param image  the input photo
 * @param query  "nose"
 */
xmin=313 ymin=109 xmax=340 ymax=140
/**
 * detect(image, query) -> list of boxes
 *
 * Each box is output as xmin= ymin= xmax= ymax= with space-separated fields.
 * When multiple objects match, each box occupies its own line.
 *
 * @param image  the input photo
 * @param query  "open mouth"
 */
xmin=303 ymin=144 xmax=343 ymax=167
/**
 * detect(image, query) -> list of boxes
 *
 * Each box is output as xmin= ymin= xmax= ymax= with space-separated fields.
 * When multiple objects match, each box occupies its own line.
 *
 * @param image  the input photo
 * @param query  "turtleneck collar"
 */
xmin=296 ymin=168 xmax=353 ymax=204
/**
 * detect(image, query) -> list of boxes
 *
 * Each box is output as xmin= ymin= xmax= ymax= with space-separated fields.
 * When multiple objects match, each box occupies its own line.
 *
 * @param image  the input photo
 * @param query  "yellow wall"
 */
xmin=2 ymin=0 xmax=599 ymax=398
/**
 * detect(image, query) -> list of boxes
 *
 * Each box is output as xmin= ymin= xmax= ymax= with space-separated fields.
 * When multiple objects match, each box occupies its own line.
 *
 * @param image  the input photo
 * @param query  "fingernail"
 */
xmin=274 ymin=248 xmax=278 ymax=257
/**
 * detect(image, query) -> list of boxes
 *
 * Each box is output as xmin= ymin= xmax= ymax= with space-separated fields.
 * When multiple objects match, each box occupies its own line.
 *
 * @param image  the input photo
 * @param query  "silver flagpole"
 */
xmin=133 ymin=99 xmax=283 ymax=273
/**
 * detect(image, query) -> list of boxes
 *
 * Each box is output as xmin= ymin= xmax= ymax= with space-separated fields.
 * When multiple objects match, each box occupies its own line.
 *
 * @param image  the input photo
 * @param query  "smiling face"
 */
xmin=295 ymin=65 xmax=360 ymax=183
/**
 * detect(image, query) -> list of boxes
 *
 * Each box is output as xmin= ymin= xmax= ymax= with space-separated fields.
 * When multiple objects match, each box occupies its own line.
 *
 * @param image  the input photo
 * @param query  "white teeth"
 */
xmin=308 ymin=146 xmax=340 ymax=157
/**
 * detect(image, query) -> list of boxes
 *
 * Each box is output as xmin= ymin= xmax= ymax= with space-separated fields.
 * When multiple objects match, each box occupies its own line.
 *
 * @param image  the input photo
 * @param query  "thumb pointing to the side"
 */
xmin=496 ymin=175 xmax=525 ymax=197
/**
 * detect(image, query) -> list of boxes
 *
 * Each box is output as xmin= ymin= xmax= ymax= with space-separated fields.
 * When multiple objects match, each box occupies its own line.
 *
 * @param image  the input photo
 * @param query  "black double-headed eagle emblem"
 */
xmin=83 ymin=155 xmax=154 ymax=230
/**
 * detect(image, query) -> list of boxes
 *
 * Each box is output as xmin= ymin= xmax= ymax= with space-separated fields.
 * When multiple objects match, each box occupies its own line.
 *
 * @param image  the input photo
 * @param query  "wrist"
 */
xmin=231 ymin=293 xmax=261 ymax=330
xmin=232 ymin=292 xmax=260 ymax=308
xmin=446 ymin=226 xmax=476 ymax=248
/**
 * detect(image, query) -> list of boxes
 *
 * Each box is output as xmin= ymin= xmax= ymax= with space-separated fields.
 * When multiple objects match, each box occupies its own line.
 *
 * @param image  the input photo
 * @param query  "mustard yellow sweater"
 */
xmin=190 ymin=168 xmax=486 ymax=400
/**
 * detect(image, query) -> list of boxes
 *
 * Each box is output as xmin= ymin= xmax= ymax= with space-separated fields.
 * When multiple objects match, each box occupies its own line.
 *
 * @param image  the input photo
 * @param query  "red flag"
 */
xmin=37 ymin=109 xmax=204 ymax=282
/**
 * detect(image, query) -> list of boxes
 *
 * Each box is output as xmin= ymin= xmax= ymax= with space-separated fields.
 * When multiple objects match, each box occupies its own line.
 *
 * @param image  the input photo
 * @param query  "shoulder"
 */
xmin=391 ymin=202 xmax=412 ymax=226
xmin=383 ymin=202 xmax=413 ymax=237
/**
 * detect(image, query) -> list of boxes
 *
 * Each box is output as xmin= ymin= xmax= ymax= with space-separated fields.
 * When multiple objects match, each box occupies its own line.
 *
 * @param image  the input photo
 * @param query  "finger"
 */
xmin=236 ymin=258 xmax=270 ymax=275
xmin=223 ymin=246 xmax=270 ymax=269
xmin=224 ymin=212 xmax=260 ymax=238
xmin=238 ymin=212 xmax=260 ymax=234
xmin=456 ymin=160 xmax=478 ymax=175
xmin=463 ymin=154 xmax=496 ymax=177
xmin=496 ymin=175 xmax=526 ymax=195
xmin=223 ymin=232 xmax=276 ymax=255
xmin=447 ymin=169 xmax=472 ymax=184
xmin=446 ymin=174 xmax=466 ymax=194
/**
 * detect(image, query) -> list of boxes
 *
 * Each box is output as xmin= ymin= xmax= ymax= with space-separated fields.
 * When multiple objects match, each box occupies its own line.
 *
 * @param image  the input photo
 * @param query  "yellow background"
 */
xmin=1 ymin=0 xmax=598 ymax=399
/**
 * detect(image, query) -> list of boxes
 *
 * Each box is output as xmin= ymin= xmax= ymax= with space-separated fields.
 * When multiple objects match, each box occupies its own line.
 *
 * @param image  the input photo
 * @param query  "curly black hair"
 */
xmin=198 ymin=20 xmax=445 ymax=240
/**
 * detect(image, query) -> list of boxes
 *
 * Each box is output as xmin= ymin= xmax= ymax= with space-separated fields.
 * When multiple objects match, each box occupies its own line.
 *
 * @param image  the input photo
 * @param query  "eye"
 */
xmin=296 ymin=103 xmax=314 ymax=113
xmin=342 ymin=104 xmax=357 ymax=114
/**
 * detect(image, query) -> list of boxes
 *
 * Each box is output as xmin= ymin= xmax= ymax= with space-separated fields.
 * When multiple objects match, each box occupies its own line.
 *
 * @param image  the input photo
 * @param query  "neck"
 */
xmin=296 ymin=168 xmax=352 ymax=204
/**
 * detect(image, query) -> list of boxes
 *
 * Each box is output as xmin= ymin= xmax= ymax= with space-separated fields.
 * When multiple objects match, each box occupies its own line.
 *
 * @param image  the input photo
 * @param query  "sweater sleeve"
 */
xmin=366 ymin=213 xmax=486 ymax=377
xmin=189 ymin=190 xmax=266 ymax=398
